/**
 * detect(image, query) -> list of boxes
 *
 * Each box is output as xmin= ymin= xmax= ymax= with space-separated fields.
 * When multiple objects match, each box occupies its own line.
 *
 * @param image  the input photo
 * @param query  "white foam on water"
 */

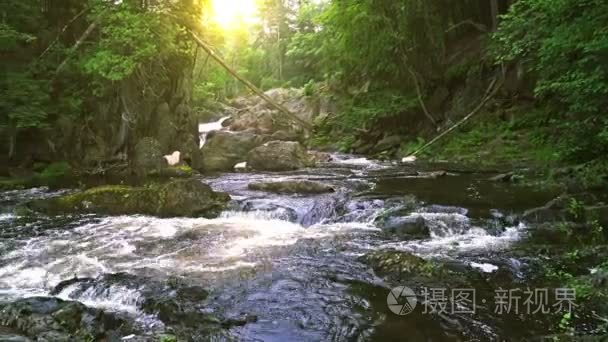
xmin=55 ymin=283 xmax=142 ymax=314
xmin=470 ymin=262 xmax=499 ymax=273
xmin=383 ymin=223 xmax=525 ymax=258
xmin=333 ymin=157 xmax=386 ymax=169
xmin=0 ymin=213 xmax=15 ymax=221
xmin=0 ymin=211 xmax=370 ymax=301
xmin=199 ymin=116 xmax=231 ymax=147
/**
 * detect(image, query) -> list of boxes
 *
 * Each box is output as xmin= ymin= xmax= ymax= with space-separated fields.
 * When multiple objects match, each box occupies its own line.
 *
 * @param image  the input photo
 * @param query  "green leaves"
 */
xmin=0 ymin=71 xmax=49 ymax=129
xmin=493 ymin=0 xmax=608 ymax=161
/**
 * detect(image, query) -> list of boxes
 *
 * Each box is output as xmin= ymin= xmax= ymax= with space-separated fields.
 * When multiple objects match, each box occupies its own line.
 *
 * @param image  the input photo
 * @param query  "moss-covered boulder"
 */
xmin=248 ymin=180 xmax=334 ymax=194
xmin=27 ymin=179 xmax=230 ymax=218
xmin=360 ymin=250 xmax=440 ymax=278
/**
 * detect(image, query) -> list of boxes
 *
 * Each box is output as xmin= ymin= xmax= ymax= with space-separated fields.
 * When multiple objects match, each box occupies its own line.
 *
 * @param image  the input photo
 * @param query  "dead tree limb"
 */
xmin=408 ymin=77 xmax=503 ymax=157
xmin=55 ymin=21 xmax=98 ymax=75
xmin=39 ymin=7 xmax=90 ymax=60
xmin=188 ymin=29 xmax=312 ymax=130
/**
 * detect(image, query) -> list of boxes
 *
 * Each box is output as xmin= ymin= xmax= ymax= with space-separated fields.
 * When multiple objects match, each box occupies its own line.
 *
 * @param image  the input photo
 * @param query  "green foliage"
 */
xmin=39 ymin=162 xmax=72 ymax=179
xmin=83 ymin=2 xmax=189 ymax=82
xmin=0 ymin=23 xmax=36 ymax=51
xmin=399 ymin=137 xmax=426 ymax=157
xmin=0 ymin=71 xmax=49 ymax=130
xmin=493 ymin=0 xmax=608 ymax=161
xmin=159 ymin=334 xmax=177 ymax=342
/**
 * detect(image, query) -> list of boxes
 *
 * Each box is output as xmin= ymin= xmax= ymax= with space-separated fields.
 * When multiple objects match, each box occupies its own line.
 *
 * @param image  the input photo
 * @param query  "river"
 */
xmin=0 ymin=155 xmax=579 ymax=341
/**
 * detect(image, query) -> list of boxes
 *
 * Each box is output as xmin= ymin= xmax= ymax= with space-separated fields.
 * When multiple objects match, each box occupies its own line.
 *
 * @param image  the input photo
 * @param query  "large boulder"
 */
xmin=27 ymin=179 xmax=230 ymax=218
xmin=248 ymin=180 xmax=335 ymax=194
xmin=247 ymin=141 xmax=313 ymax=171
xmin=196 ymin=131 xmax=265 ymax=172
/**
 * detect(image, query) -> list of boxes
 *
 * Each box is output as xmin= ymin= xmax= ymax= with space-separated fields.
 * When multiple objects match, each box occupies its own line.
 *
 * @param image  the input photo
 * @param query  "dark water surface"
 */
xmin=0 ymin=156 xmax=571 ymax=341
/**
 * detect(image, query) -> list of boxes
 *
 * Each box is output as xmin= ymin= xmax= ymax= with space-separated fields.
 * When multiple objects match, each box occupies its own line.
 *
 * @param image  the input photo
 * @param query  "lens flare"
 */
xmin=210 ymin=0 xmax=258 ymax=29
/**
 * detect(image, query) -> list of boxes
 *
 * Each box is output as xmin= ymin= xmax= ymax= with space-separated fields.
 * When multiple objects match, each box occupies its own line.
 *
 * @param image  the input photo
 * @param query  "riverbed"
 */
xmin=0 ymin=155 xmax=580 ymax=341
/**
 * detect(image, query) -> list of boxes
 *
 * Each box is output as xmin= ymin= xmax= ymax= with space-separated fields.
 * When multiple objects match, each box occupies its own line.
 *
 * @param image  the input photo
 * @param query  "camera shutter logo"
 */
xmin=387 ymin=286 xmax=417 ymax=315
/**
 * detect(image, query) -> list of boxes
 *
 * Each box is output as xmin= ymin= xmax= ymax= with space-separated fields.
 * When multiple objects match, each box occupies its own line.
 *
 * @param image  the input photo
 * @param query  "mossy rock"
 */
xmin=158 ymin=165 xmax=197 ymax=178
xmin=27 ymin=179 xmax=230 ymax=218
xmin=248 ymin=180 xmax=334 ymax=194
xmin=359 ymin=249 xmax=452 ymax=286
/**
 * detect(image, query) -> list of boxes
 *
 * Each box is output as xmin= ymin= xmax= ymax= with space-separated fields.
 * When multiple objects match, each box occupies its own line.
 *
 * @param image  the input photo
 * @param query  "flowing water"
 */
xmin=199 ymin=117 xmax=231 ymax=148
xmin=0 ymin=156 xmax=565 ymax=341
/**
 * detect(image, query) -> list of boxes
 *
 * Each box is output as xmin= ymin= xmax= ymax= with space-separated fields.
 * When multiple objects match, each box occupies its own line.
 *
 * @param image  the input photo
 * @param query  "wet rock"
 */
xmin=308 ymin=151 xmax=333 ymax=163
xmin=248 ymin=180 xmax=335 ymax=194
xmin=221 ymin=314 xmax=258 ymax=328
xmin=196 ymin=131 xmax=266 ymax=172
xmin=417 ymin=170 xmax=449 ymax=179
xmin=377 ymin=215 xmax=431 ymax=239
xmin=132 ymin=137 xmax=164 ymax=177
xmin=522 ymin=193 xmax=599 ymax=223
xmin=489 ymin=172 xmax=515 ymax=182
xmin=360 ymin=250 xmax=443 ymax=281
xmin=247 ymin=141 xmax=314 ymax=171
xmin=0 ymin=297 xmax=132 ymax=341
xmin=54 ymin=273 xmax=237 ymax=340
xmin=27 ymin=179 xmax=230 ymax=218
xmin=240 ymin=200 xmax=298 ymax=222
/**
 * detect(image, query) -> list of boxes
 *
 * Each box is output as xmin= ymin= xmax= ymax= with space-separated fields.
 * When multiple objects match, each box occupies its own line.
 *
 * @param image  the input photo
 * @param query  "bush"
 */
xmin=492 ymin=0 xmax=608 ymax=162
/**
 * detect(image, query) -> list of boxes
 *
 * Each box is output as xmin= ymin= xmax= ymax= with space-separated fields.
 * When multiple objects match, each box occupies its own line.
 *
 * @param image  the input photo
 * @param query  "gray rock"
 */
xmin=247 ymin=141 xmax=313 ymax=171
xmin=0 ymin=297 xmax=131 ymax=341
xmin=197 ymin=131 xmax=266 ymax=172
xmin=379 ymin=215 xmax=430 ymax=238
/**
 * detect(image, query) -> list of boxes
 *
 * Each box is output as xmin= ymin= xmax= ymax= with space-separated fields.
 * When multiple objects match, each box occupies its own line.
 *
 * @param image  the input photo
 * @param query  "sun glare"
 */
xmin=211 ymin=0 xmax=259 ymax=29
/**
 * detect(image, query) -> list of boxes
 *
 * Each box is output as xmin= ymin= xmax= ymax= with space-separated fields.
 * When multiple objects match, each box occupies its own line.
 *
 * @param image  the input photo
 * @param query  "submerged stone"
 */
xmin=26 ymin=179 xmax=230 ymax=218
xmin=248 ymin=180 xmax=335 ymax=194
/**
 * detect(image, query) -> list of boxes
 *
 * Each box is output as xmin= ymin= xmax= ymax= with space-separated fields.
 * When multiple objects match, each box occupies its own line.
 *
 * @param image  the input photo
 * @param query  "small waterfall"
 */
xmin=199 ymin=116 xmax=231 ymax=148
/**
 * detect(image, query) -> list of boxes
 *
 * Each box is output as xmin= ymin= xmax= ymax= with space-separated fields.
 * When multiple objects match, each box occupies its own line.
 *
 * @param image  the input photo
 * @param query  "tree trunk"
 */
xmin=7 ymin=125 xmax=16 ymax=160
xmin=55 ymin=21 xmax=98 ymax=75
xmin=490 ymin=0 xmax=499 ymax=31
xmin=188 ymin=29 xmax=312 ymax=130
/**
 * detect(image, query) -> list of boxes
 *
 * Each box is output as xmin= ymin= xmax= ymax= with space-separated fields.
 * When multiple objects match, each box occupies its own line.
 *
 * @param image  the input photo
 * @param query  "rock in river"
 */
xmin=248 ymin=180 xmax=335 ymax=194
xmin=27 ymin=179 xmax=230 ymax=218
xmin=376 ymin=215 xmax=431 ymax=239
xmin=247 ymin=141 xmax=313 ymax=171
xmin=0 ymin=297 xmax=133 ymax=341
xmin=196 ymin=130 xmax=266 ymax=172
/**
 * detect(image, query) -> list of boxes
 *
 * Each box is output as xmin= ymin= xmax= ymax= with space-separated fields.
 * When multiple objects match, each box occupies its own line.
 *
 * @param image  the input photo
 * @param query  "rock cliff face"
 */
xmin=193 ymin=88 xmax=331 ymax=173
xmin=12 ymin=62 xmax=199 ymax=175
